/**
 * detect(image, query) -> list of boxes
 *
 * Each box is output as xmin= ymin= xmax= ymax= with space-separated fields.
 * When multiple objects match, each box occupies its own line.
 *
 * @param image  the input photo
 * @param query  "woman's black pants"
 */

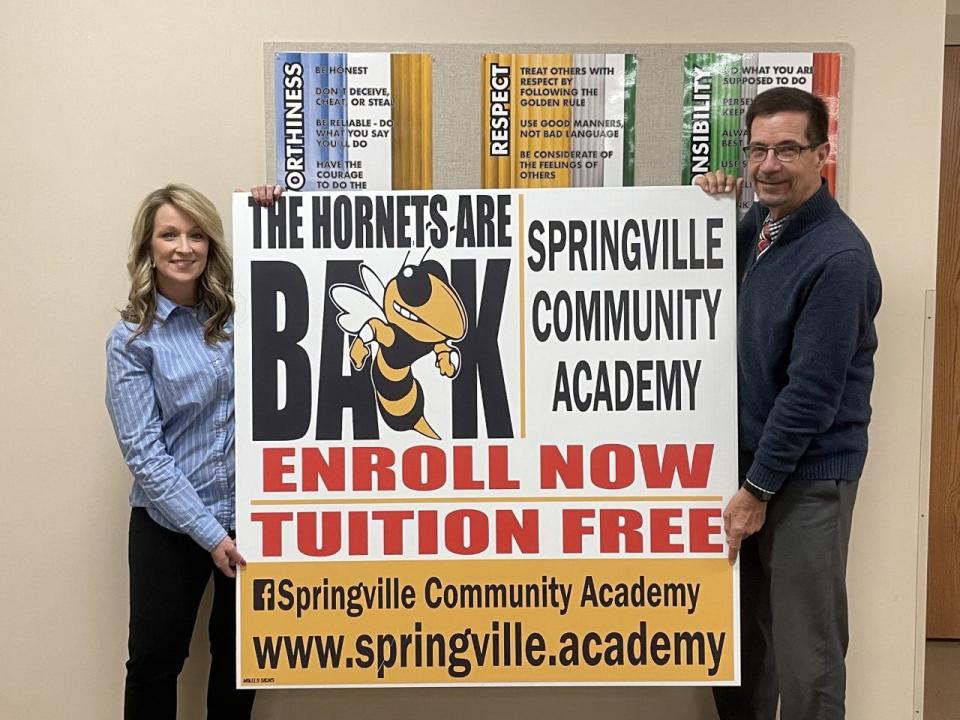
xmin=124 ymin=508 xmax=255 ymax=720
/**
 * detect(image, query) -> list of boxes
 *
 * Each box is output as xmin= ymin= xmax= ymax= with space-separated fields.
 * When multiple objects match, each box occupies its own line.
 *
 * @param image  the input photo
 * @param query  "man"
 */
xmin=696 ymin=88 xmax=881 ymax=719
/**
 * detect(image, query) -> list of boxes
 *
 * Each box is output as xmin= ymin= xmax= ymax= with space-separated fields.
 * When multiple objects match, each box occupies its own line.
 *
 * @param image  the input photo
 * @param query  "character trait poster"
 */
xmin=274 ymin=52 xmax=433 ymax=193
xmin=681 ymin=52 xmax=841 ymax=216
xmin=482 ymin=54 xmax=637 ymax=189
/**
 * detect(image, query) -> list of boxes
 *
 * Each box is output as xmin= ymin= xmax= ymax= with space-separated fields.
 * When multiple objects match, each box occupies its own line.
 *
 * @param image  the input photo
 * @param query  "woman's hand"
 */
xmin=211 ymin=535 xmax=247 ymax=578
xmin=250 ymin=184 xmax=284 ymax=207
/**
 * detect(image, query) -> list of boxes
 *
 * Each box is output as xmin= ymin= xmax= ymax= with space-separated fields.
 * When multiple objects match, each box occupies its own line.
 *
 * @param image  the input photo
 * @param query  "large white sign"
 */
xmin=233 ymin=186 xmax=739 ymax=687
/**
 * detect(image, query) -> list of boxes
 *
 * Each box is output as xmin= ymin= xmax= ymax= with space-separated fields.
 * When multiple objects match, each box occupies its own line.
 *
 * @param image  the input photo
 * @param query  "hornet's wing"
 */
xmin=360 ymin=264 xmax=387 ymax=309
xmin=329 ymin=281 xmax=386 ymax=335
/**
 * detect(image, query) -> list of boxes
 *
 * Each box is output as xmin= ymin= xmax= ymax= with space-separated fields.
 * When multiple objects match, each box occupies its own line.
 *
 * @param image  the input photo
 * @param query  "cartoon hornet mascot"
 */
xmin=330 ymin=257 xmax=467 ymax=440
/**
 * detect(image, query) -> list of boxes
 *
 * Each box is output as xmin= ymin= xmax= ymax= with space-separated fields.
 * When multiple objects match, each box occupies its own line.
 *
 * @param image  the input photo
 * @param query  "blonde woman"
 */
xmin=106 ymin=184 xmax=274 ymax=719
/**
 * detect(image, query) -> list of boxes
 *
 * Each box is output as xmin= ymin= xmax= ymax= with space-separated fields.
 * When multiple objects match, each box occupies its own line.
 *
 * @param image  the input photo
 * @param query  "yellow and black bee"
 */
xmin=330 ymin=256 xmax=467 ymax=439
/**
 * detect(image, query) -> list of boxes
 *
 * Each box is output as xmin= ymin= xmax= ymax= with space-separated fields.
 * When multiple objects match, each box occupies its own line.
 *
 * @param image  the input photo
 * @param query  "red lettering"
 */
xmin=494 ymin=509 xmax=539 ymax=553
xmin=599 ymin=509 xmax=644 ymax=552
xmin=689 ymin=508 xmax=724 ymax=552
xmin=562 ymin=508 xmax=594 ymax=552
xmin=453 ymin=446 xmax=483 ymax=489
xmin=301 ymin=446 xmax=345 ymax=492
xmin=590 ymin=444 xmax=635 ymax=490
xmin=418 ymin=510 xmax=439 ymax=555
xmin=297 ymin=511 xmax=340 ymax=556
xmin=445 ymin=509 xmax=488 ymax=554
xmin=403 ymin=445 xmax=446 ymax=491
xmin=488 ymin=446 xmax=520 ymax=489
xmin=649 ymin=508 xmax=684 ymax=552
xmin=372 ymin=510 xmax=414 ymax=554
xmin=352 ymin=447 xmax=396 ymax=491
xmin=251 ymin=511 xmax=292 ymax=556
xmin=347 ymin=510 xmax=368 ymax=555
xmin=262 ymin=448 xmax=296 ymax=491
xmin=638 ymin=444 xmax=713 ymax=489
xmin=541 ymin=444 xmax=584 ymax=489
xmin=453 ymin=446 xmax=520 ymax=490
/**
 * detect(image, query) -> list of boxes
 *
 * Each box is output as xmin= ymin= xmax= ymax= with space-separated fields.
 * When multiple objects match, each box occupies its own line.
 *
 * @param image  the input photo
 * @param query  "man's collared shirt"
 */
xmin=758 ymin=213 xmax=791 ymax=258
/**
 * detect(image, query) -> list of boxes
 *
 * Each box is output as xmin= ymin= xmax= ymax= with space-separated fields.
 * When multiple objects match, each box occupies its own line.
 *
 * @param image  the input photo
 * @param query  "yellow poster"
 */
xmin=482 ymin=53 xmax=637 ymax=189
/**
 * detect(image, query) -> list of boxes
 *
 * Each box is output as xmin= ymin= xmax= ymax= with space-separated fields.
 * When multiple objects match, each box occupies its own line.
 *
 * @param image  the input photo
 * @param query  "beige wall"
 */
xmin=0 ymin=1 xmax=946 ymax=718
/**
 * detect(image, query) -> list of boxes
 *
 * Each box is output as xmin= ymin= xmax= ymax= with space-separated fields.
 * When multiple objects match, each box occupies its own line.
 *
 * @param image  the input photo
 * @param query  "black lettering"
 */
xmin=452 ymin=259 xmax=513 ymax=438
xmin=315 ymin=261 xmax=380 ymax=440
xmin=251 ymin=261 xmax=311 ymax=440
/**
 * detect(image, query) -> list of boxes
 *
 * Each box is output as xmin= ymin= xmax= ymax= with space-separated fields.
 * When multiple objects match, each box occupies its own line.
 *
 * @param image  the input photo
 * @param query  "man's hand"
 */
xmin=723 ymin=487 xmax=768 ymax=564
xmin=694 ymin=170 xmax=744 ymax=197
xmin=211 ymin=536 xmax=247 ymax=578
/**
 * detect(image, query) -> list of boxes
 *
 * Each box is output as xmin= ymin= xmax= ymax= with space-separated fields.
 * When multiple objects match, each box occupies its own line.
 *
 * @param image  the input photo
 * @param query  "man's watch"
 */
xmin=742 ymin=480 xmax=775 ymax=502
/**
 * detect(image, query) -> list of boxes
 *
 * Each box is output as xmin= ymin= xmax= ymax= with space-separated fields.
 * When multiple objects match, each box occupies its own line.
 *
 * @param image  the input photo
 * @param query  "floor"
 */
xmin=924 ymin=641 xmax=960 ymax=719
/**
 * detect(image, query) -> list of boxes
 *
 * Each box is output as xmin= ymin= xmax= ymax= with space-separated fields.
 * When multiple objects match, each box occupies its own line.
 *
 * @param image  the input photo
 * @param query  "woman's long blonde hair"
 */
xmin=121 ymin=184 xmax=233 ymax=344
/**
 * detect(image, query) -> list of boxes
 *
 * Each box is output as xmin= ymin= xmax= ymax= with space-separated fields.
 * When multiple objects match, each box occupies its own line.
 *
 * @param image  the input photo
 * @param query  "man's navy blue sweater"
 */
xmin=737 ymin=181 xmax=882 ymax=493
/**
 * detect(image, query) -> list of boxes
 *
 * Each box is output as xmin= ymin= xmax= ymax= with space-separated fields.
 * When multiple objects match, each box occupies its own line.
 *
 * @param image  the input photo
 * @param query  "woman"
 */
xmin=106 ymin=183 xmax=277 ymax=719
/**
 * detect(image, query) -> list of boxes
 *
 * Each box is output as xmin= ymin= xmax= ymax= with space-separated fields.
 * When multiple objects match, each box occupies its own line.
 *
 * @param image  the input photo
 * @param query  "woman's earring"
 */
xmin=150 ymin=257 xmax=156 ymax=269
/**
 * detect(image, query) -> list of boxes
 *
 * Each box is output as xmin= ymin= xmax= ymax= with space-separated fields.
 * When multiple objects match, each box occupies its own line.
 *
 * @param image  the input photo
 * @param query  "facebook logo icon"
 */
xmin=252 ymin=579 xmax=274 ymax=610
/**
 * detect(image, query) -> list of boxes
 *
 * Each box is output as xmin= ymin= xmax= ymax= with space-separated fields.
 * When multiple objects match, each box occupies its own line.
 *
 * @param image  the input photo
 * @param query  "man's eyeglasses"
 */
xmin=742 ymin=143 xmax=821 ymax=163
